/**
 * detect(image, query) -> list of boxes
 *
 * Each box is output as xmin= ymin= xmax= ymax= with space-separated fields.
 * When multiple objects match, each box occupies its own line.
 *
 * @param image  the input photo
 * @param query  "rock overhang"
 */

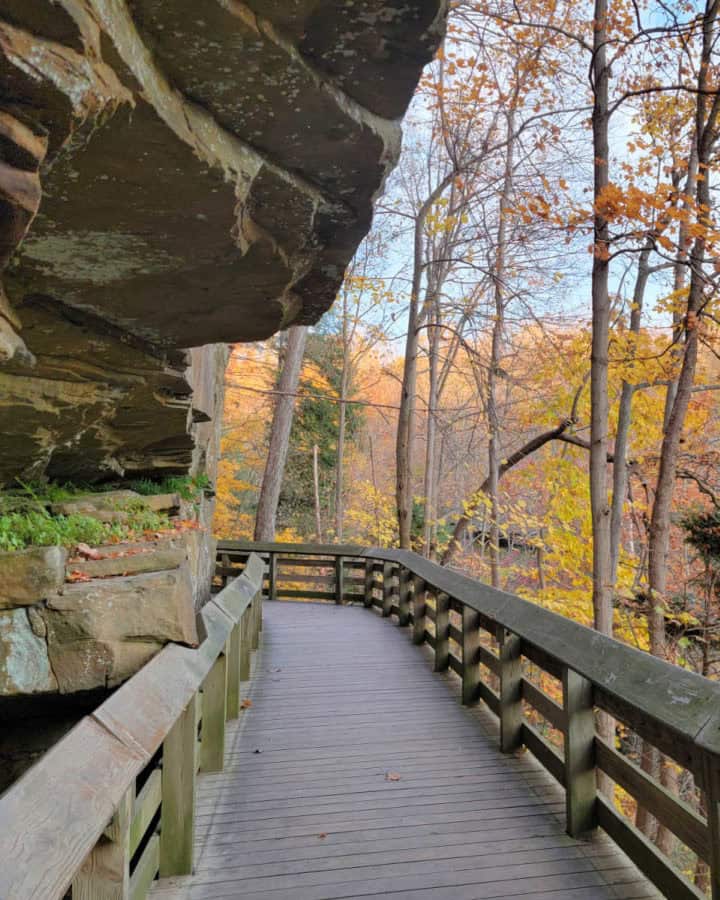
xmin=0 ymin=0 xmax=446 ymax=482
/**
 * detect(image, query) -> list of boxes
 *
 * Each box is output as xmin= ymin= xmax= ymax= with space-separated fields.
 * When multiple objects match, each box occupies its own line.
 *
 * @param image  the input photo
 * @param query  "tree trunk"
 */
xmin=395 ymin=214 xmax=426 ymax=548
xmin=313 ymin=443 xmax=323 ymax=542
xmin=487 ymin=110 xmax=515 ymax=589
xmin=254 ymin=325 xmax=308 ymax=541
xmin=335 ymin=293 xmax=350 ymax=541
xmin=638 ymin=3 xmax=718 ymax=846
xmin=588 ymin=0 xmax=615 ymax=799
xmin=423 ymin=305 xmax=440 ymax=558
xmin=609 ymin=246 xmax=649 ymax=588
xmin=590 ymin=0 xmax=612 ymax=638
xmin=335 ymin=385 xmax=348 ymax=541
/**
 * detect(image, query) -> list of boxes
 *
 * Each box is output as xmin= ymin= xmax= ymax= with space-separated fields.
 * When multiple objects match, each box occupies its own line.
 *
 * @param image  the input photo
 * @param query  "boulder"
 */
xmin=143 ymin=493 xmax=181 ymax=514
xmin=43 ymin=564 xmax=198 ymax=693
xmin=0 ymin=608 xmax=58 ymax=694
xmin=0 ymin=546 xmax=67 ymax=609
xmin=45 ymin=638 xmax=164 ymax=694
xmin=66 ymin=540 xmax=186 ymax=580
xmin=50 ymin=490 xmax=141 ymax=522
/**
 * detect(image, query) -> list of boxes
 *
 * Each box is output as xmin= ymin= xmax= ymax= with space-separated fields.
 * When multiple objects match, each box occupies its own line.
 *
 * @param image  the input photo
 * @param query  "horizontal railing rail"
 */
xmin=219 ymin=540 xmax=720 ymax=900
xmin=0 ymin=553 xmax=265 ymax=900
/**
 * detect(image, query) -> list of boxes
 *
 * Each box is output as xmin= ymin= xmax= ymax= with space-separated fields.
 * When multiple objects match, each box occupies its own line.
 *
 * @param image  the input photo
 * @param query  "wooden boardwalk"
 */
xmin=151 ymin=601 xmax=659 ymax=900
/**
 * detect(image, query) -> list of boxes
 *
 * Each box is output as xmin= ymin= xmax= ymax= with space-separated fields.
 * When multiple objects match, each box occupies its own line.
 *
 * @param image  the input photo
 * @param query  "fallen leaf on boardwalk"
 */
xmin=240 ymin=699 xmax=253 ymax=709
xmin=253 ymin=748 xmax=262 ymax=754
xmin=76 ymin=542 xmax=102 ymax=560
xmin=317 ymin=833 xmax=328 ymax=839
xmin=385 ymin=772 xmax=401 ymax=782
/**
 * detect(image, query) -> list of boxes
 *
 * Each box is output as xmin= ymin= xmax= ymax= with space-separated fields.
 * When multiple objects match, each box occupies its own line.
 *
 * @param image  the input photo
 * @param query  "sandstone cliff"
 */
xmin=0 ymin=0 xmax=446 ymax=483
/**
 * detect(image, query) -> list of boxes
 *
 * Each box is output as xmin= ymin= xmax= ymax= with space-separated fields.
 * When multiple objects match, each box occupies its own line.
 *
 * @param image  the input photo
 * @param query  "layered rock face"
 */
xmin=0 ymin=0 xmax=445 ymax=729
xmin=0 ymin=0 xmax=446 ymax=483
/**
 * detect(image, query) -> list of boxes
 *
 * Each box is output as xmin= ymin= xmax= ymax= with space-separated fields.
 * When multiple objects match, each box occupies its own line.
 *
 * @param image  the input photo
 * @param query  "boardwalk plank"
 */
xmin=151 ymin=602 xmax=658 ymax=900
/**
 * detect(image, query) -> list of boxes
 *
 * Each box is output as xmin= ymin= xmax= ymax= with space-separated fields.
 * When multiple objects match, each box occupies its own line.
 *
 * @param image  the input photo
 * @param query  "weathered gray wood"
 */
xmin=563 ymin=667 xmax=596 ymax=837
xmin=363 ymin=559 xmax=374 ymax=608
xmin=130 ymin=769 xmax=162 ymax=858
xmin=218 ymin=539 xmax=365 ymax=556
xmin=276 ymin=571 xmax=335 ymax=585
xmin=497 ymin=626 xmax=523 ymax=753
xmin=477 ymin=642 xmax=500 ymax=675
xmin=595 ymin=740 xmax=707 ymax=861
xmin=150 ymin=601 xmax=656 ymax=900
xmin=200 ymin=652 xmax=228 ymax=774
xmin=239 ymin=611 xmax=251 ymax=682
xmin=462 ymin=605 xmax=481 ymax=706
xmin=363 ymin=546 xmax=720 ymax=768
xmin=275 ymin=588 xmax=336 ymax=600
xmin=160 ymin=695 xmax=197 ymax=877
xmin=276 ymin=557 xmax=335 ymax=567
xmin=478 ymin=679 xmax=501 ymax=715
xmin=702 ymin=752 xmax=720 ymax=900
xmin=412 ymin=576 xmax=427 ymax=644
xmin=226 ymin=624 xmax=241 ymax=720
xmin=335 ymin=555 xmax=345 ymax=604
xmin=129 ymin=833 xmax=159 ymax=900
xmin=250 ymin=598 xmax=260 ymax=649
xmin=73 ymin=786 xmax=133 ymax=900
xmin=522 ymin=678 xmax=564 ymax=731
xmin=268 ymin=551 xmax=278 ymax=602
xmin=398 ymin=566 xmax=411 ymax=626
xmin=382 ymin=562 xmax=393 ymax=617
xmin=0 ymin=716 xmax=143 ymax=900
xmin=597 ymin=797 xmax=702 ymax=900
xmin=434 ymin=592 xmax=450 ymax=672
xmin=522 ymin=723 xmax=566 ymax=786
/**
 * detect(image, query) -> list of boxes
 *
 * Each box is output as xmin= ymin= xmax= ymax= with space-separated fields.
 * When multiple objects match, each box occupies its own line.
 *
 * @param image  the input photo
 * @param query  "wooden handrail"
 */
xmin=219 ymin=540 xmax=720 ymax=900
xmin=0 ymin=553 xmax=265 ymax=900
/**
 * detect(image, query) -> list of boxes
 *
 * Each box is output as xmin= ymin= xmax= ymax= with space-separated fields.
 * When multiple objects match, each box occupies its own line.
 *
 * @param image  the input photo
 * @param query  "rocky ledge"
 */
xmin=0 ymin=491 xmax=215 ymax=697
xmin=0 ymin=0 xmax=446 ymax=483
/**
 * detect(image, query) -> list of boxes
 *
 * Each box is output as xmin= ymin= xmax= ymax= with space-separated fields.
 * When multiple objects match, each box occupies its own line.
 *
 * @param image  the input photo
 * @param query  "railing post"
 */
xmin=462 ymin=604 xmax=481 ymax=706
xmin=434 ymin=591 xmax=450 ymax=672
xmin=72 ymin=785 xmax=133 ymax=899
xmin=239 ymin=607 xmax=251 ymax=682
xmin=250 ymin=596 xmax=260 ymax=650
xmin=398 ymin=566 xmax=411 ymax=627
xmin=227 ymin=624 xmax=241 ymax=720
xmin=335 ymin=555 xmax=345 ymax=605
xmin=703 ymin=752 xmax=720 ymax=900
xmin=200 ymin=648 xmax=228 ymax=773
xmin=382 ymin=562 xmax=393 ymax=616
xmin=160 ymin=694 xmax=197 ymax=877
xmin=497 ymin=626 xmax=523 ymax=753
xmin=221 ymin=552 xmax=230 ymax=589
xmin=363 ymin=558 xmax=374 ymax=608
xmin=562 ymin=666 xmax=597 ymax=837
xmin=412 ymin=576 xmax=426 ymax=645
xmin=268 ymin=551 xmax=277 ymax=602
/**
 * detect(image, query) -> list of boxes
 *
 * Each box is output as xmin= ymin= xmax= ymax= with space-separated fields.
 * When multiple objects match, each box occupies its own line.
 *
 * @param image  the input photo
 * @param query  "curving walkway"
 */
xmin=151 ymin=601 xmax=659 ymax=900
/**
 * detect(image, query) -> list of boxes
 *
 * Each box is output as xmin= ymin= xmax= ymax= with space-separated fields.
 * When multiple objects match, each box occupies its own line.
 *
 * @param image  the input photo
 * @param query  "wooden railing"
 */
xmin=220 ymin=540 xmax=720 ymax=900
xmin=0 ymin=553 xmax=264 ymax=900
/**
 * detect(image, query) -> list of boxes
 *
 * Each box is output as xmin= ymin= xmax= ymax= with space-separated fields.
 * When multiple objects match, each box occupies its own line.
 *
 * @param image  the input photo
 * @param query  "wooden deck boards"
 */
xmin=151 ymin=601 xmax=660 ymax=900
